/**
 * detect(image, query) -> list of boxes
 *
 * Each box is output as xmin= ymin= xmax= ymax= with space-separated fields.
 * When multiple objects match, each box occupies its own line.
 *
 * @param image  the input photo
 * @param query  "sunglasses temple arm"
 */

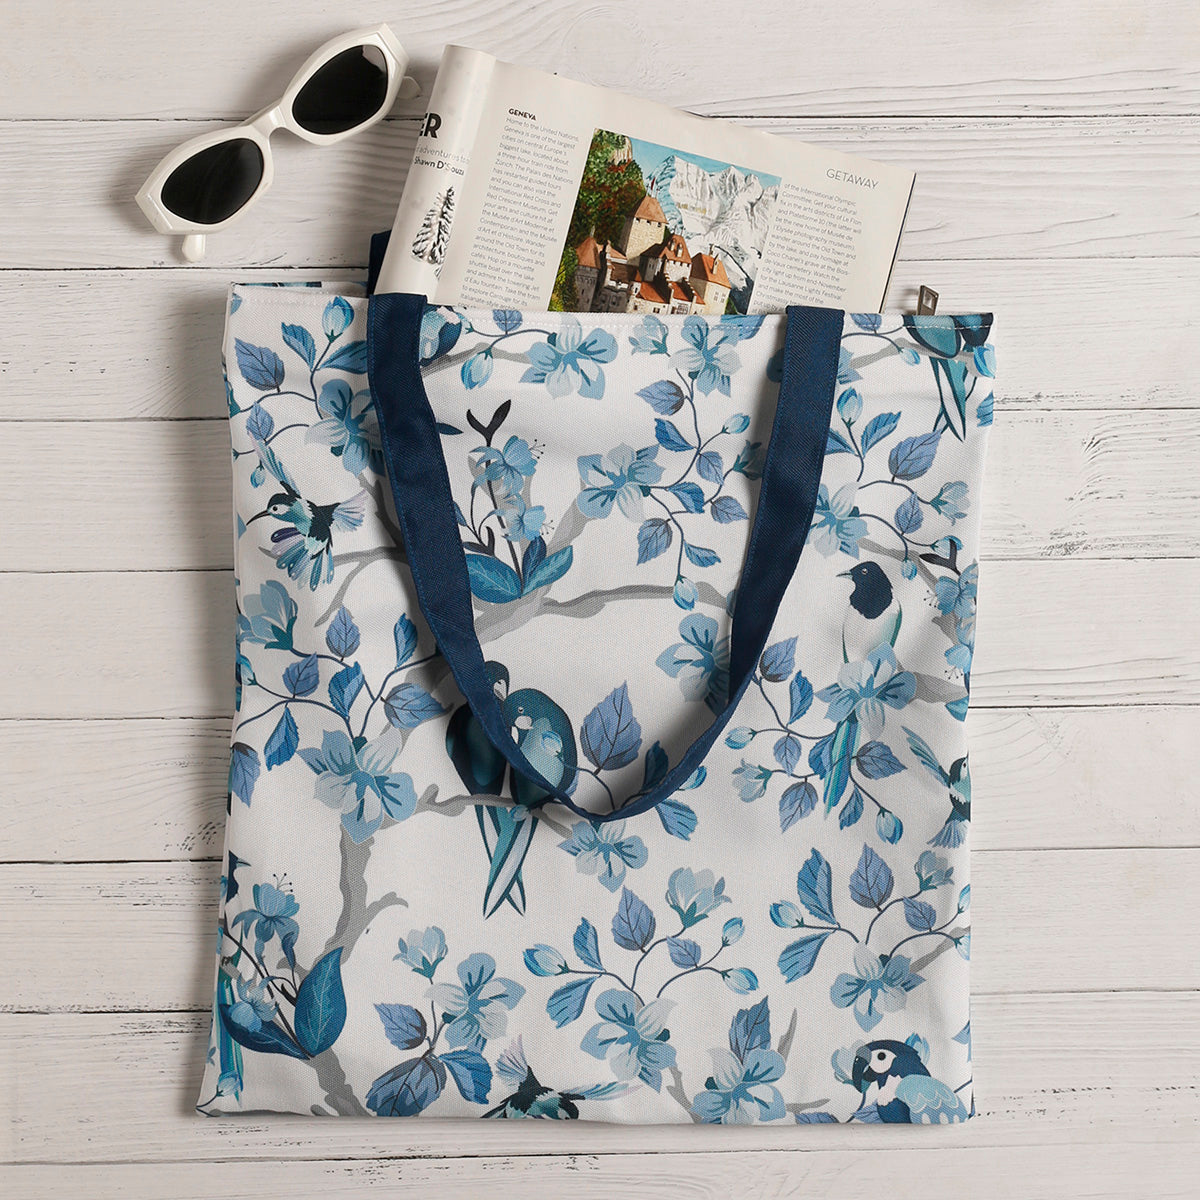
xmin=182 ymin=233 xmax=208 ymax=262
xmin=398 ymin=75 xmax=421 ymax=100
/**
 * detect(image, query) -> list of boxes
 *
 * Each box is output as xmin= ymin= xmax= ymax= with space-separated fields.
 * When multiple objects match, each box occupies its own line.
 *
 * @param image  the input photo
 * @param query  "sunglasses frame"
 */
xmin=136 ymin=24 xmax=418 ymax=261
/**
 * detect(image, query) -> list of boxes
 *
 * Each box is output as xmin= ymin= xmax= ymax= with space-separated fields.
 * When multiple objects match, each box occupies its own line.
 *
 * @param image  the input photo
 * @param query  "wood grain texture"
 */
xmin=1 ymin=0 xmax=1196 ymax=119
xmin=7 ymin=705 xmax=1195 ymax=863
xmin=3 ymin=408 xmax=1193 ymax=570
xmin=3 ymin=851 xmax=1196 ymax=1012
xmin=1 ymin=560 xmax=1195 ymax=720
xmin=2 ymin=993 xmax=1197 ymax=1162
xmin=4 ymin=259 xmax=1197 ymax=421
xmin=4 ymin=117 xmax=1199 ymax=270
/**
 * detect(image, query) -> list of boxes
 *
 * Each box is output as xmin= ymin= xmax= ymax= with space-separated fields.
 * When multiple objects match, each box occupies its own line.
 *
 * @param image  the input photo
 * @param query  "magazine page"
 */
xmin=377 ymin=51 xmax=914 ymax=313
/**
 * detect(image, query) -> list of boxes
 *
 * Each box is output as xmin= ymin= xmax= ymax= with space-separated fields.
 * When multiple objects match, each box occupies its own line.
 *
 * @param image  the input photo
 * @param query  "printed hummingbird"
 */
xmin=903 ymin=726 xmax=971 ymax=848
xmin=483 ymin=1037 xmax=628 ymax=1119
xmin=823 ymin=560 xmax=903 ymax=813
xmin=245 ymin=437 xmax=366 ymax=591
xmin=852 ymin=1039 xmax=970 ymax=1124
xmin=445 ymin=662 xmax=577 ymax=917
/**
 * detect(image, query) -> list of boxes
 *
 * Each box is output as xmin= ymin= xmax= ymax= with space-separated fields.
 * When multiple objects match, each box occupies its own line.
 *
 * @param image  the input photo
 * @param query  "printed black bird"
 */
xmin=852 ymin=1039 xmax=969 ymax=1124
xmin=838 ymin=561 xmax=902 ymax=663
xmin=245 ymin=437 xmax=365 ymax=590
xmin=903 ymin=726 xmax=971 ymax=848
xmin=483 ymin=1037 xmax=627 ymax=1119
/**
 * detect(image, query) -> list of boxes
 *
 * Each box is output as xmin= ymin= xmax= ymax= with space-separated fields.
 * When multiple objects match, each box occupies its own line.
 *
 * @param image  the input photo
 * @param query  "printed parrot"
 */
xmin=245 ymin=437 xmax=365 ymax=590
xmin=903 ymin=726 xmax=971 ymax=848
xmin=483 ymin=1037 xmax=628 ymax=1118
xmin=852 ymin=1039 xmax=970 ymax=1124
xmin=445 ymin=662 xmax=577 ymax=917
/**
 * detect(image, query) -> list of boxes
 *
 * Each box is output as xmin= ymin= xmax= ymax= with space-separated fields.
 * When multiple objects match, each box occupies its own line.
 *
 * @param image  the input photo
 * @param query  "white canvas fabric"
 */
xmin=200 ymin=282 xmax=994 ymax=1126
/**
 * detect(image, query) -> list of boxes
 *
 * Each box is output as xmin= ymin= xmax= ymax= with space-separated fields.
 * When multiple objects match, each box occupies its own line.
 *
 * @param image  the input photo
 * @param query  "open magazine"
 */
xmin=376 ymin=46 xmax=915 ymax=314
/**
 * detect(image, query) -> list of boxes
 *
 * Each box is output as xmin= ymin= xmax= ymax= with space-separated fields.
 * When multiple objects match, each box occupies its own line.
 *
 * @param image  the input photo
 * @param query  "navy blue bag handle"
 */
xmin=366 ymin=252 xmax=841 ymax=823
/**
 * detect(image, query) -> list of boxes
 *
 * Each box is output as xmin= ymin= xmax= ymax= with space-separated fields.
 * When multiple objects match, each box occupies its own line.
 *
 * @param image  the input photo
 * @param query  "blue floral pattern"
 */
xmin=202 ymin=289 xmax=993 ymax=1124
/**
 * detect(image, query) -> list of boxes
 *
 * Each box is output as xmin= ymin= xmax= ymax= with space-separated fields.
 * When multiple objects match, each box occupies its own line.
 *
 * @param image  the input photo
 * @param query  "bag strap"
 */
xmin=367 ymin=293 xmax=842 ymax=822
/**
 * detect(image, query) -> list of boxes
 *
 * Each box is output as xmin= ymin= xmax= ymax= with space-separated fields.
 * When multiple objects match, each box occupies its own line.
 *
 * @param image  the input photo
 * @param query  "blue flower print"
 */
xmin=577 ymin=444 xmax=664 ymax=521
xmin=299 ymin=729 xmax=418 ymax=844
xmin=692 ymin=1047 xmax=787 ymax=1124
xmin=522 ymin=317 xmax=617 ymax=398
xmin=559 ymin=820 xmax=648 ymax=892
xmin=809 ymin=483 xmax=868 ymax=558
xmin=231 ymin=882 xmax=299 ymax=966
xmin=427 ymin=952 xmax=525 ymax=1051
xmin=831 ymin=946 xmax=924 ymax=1031
xmin=225 ymin=977 xmax=277 ymax=1032
xmin=656 ymin=614 xmax=730 ymax=710
xmin=931 ymin=481 xmax=970 ymax=524
xmin=473 ymin=435 xmax=537 ymax=499
xmin=837 ymin=344 xmax=862 ymax=386
xmin=934 ymin=564 xmax=978 ymax=625
xmin=395 ymin=927 xmax=448 ymax=979
xmin=238 ymin=580 xmax=297 ymax=650
xmin=818 ymin=645 xmax=917 ymax=726
xmin=671 ymin=316 xmax=742 ymax=396
xmin=733 ymin=760 xmax=772 ymax=802
xmin=322 ymin=296 xmax=354 ymax=339
xmin=499 ymin=495 xmax=545 ymax=542
xmin=581 ymin=989 xmax=677 ymax=1090
xmin=666 ymin=866 xmax=731 ymax=928
xmin=306 ymin=379 xmax=383 ymax=476
xmin=629 ymin=313 xmax=669 ymax=355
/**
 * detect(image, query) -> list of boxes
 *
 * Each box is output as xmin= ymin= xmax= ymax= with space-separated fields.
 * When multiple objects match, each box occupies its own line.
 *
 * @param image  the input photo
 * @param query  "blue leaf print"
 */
xmin=851 ymin=313 xmax=882 ymax=332
xmin=229 ymin=743 xmax=260 ymax=806
xmin=574 ymin=919 xmax=603 ymax=970
xmin=778 ymin=932 xmax=832 ymax=981
xmin=654 ymin=418 xmax=692 ymax=452
xmin=683 ymin=543 xmax=720 ymax=568
xmin=547 ymin=975 xmax=595 ymax=1027
xmin=669 ymin=482 xmax=705 ymax=513
xmin=889 ymin=432 xmax=941 ymax=480
xmin=284 ymin=654 xmax=320 ymax=698
xmin=795 ymin=849 xmax=836 ymax=924
xmin=366 ymin=1054 xmax=445 ymax=1116
xmin=493 ymin=309 xmax=522 ymax=333
xmin=860 ymin=411 xmax=900 ymax=453
xmin=393 ymin=614 xmax=417 ymax=668
xmin=826 ymin=427 xmax=855 ymax=456
xmin=439 ymin=1049 xmax=492 ymax=1103
xmin=895 ymin=493 xmax=923 ymax=534
xmin=656 ymin=798 xmax=698 ymax=840
xmin=523 ymin=545 xmax=573 ymax=594
xmin=612 ymin=887 xmax=656 ymax=950
xmin=773 ymin=734 xmax=803 ymax=773
xmin=839 ymin=787 xmax=865 ymax=829
xmin=325 ymin=607 xmax=360 ymax=658
xmin=641 ymin=741 xmax=669 ymax=791
xmin=849 ymin=844 xmax=895 ymax=908
xmin=779 ymin=781 xmax=817 ymax=832
xmin=264 ymin=708 xmax=298 ymax=769
xmin=323 ymin=340 xmax=369 ymax=373
xmin=245 ymin=401 xmax=274 ymax=441
xmin=856 ymin=741 xmax=906 ymax=780
xmin=637 ymin=518 xmax=673 ymax=564
xmin=281 ymin=322 xmax=317 ymax=368
xmin=759 ymin=637 xmax=797 ymax=683
xmin=219 ymin=1006 xmax=307 ymax=1058
xmin=789 ymin=672 xmax=813 ymax=722
xmin=697 ymin=450 xmax=724 ymax=485
xmin=667 ymin=936 xmax=702 ymax=968
xmin=710 ymin=495 xmax=748 ymax=524
xmin=977 ymin=391 xmax=994 ymax=427
xmin=328 ymin=663 xmax=364 ymax=721
xmin=235 ymin=339 xmax=285 ymax=391
xmin=384 ymin=683 xmax=446 ymax=729
xmin=294 ymin=947 xmax=346 ymax=1056
xmin=904 ymin=898 xmax=938 ymax=931
xmin=729 ymin=996 xmax=770 ymax=1059
xmin=796 ymin=1111 xmax=839 ymax=1124
xmin=581 ymin=684 xmax=642 ymax=772
xmin=808 ymin=731 xmax=834 ymax=778
xmin=375 ymin=1003 xmax=427 ymax=1051
xmin=637 ymin=378 xmax=686 ymax=414
xmin=465 ymin=553 xmax=523 ymax=603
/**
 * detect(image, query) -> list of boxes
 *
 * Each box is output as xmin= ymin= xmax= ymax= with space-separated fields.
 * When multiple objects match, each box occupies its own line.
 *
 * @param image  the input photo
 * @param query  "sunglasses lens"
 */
xmin=292 ymin=45 xmax=389 ymax=135
xmin=160 ymin=137 xmax=264 ymax=224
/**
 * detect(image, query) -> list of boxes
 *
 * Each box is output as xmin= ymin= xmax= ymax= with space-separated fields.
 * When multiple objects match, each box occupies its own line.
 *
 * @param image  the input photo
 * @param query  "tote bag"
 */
xmin=199 ymin=261 xmax=994 ymax=1125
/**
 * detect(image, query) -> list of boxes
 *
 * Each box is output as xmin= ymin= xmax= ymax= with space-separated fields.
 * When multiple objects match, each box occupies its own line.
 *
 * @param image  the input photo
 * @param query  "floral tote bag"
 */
xmin=200 ymin=248 xmax=994 ymax=1125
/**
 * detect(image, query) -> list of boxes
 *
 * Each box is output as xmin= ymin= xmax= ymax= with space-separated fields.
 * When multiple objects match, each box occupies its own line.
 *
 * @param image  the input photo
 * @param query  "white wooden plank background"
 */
xmin=1 ymin=2 xmax=1197 ymax=1196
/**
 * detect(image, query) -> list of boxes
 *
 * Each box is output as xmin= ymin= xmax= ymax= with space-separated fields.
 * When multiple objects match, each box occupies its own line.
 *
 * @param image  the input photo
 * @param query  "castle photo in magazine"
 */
xmin=552 ymin=129 xmax=781 ymax=316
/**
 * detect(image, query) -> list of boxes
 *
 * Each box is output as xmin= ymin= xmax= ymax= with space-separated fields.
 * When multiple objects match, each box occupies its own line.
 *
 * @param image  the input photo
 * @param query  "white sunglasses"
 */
xmin=136 ymin=24 xmax=418 ymax=262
